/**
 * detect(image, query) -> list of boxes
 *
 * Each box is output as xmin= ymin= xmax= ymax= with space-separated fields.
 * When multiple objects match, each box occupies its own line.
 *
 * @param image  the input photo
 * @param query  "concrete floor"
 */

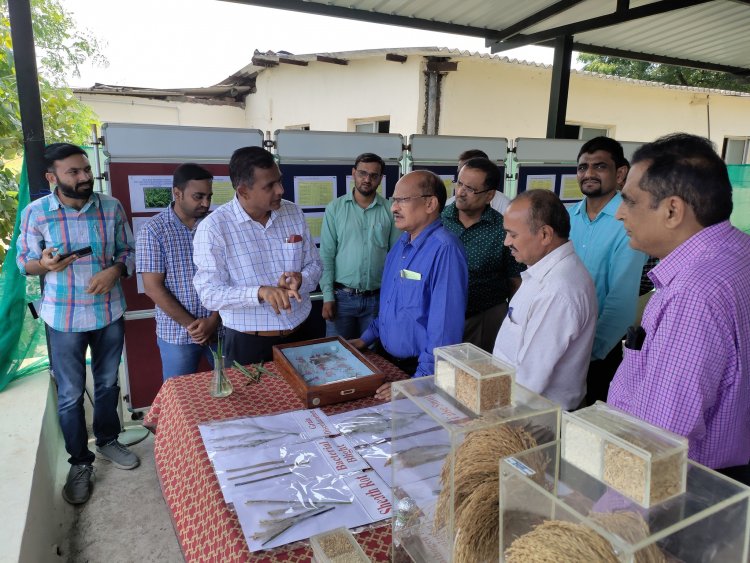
xmin=61 ymin=431 xmax=184 ymax=563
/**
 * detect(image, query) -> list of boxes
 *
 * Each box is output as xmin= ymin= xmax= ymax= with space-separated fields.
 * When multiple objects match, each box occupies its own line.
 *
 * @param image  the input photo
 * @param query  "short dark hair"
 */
xmin=631 ymin=133 xmax=732 ymax=227
xmin=413 ymin=170 xmax=447 ymax=213
xmin=354 ymin=153 xmax=385 ymax=175
xmin=44 ymin=143 xmax=87 ymax=171
xmin=229 ymin=146 xmax=276 ymax=189
xmin=578 ymin=136 xmax=628 ymax=169
xmin=458 ymin=149 xmax=488 ymax=162
xmin=462 ymin=157 xmax=501 ymax=191
xmin=173 ymin=163 xmax=213 ymax=190
xmin=514 ymin=189 xmax=570 ymax=239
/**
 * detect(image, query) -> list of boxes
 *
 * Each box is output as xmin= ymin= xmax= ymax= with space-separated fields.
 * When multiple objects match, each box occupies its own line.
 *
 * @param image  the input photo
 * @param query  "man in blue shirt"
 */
xmin=352 ymin=170 xmax=468 ymax=401
xmin=568 ymin=137 xmax=647 ymax=404
xmin=136 ymin=163 xmax=221 ymax=380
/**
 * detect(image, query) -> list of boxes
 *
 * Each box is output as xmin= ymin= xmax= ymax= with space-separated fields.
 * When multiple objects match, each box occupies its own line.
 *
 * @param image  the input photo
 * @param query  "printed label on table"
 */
xmin=315 ymin=436 xmax=369 ymax=474
xmin=291 ymin=408 xmax=337 ymax=438
xmin=347 ymin=471 xmax=393 ymax=520
xmin=416 ymin=393 xmax=468 ymax=423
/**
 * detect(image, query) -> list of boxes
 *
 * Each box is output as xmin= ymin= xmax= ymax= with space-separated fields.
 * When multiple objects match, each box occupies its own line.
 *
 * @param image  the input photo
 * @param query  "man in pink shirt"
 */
xmin=609 ymin=133 xmax=750 ymax=483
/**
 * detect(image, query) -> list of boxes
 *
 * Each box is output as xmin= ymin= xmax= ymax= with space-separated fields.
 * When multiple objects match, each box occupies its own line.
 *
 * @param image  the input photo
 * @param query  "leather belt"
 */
xmin=241 ymin=325 xmax=300 ymax=337
xmin=334 ymin=282 xmax=379 ymax=297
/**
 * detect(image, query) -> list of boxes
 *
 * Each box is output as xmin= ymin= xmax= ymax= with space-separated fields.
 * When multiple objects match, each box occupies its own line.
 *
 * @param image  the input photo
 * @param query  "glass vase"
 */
xmin=210 ymin=354 xmax=233 ymax=398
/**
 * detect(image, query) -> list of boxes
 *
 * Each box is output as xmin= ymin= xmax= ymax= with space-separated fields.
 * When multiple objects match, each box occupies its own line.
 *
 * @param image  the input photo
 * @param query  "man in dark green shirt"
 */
xmin=442 ymin=157 xmax=523 ymax=352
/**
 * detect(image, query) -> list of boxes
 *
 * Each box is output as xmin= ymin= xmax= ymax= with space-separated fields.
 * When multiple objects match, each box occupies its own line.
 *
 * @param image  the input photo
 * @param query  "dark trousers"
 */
xmin=586 ymin=341 xmax=623 ymax=405
xmin=374 ymin=342 xmax=418 ymax=377
xmin=224 ymin=315 xmax=317 ymax=366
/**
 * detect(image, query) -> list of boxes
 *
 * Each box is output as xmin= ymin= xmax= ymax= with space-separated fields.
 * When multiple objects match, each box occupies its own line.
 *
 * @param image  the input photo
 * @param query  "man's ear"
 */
xmin=616 ymin=165 xmax=629 ymax=187
xmin=663 ymin=196 xmax=688 ymax=229
xmin=45 ymin=171 xmax=56 ymax=185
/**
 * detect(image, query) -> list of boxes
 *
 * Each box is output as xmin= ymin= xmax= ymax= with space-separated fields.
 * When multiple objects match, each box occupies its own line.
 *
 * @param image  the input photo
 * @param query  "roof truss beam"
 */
xmin=490 ymin=0 xmax=713 ymax=48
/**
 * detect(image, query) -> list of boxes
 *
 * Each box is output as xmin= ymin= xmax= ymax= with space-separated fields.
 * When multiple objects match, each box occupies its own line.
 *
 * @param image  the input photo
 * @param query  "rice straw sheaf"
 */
xmin=505 ymin=520 xmax=619 ymax=563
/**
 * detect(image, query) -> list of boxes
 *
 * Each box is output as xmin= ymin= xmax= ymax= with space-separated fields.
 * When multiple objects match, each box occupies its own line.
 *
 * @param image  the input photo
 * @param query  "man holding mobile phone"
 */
xmin=16 ymin=143 xmax=137 ymax=506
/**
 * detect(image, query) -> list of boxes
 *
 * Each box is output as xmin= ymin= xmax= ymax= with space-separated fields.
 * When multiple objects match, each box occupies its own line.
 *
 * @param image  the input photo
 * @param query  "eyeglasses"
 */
xmin=389 ymin=194 xmax=434 ymax=205
xmin=577 ymin=162 xmax=611 ymax=173
xmin=355 ymin=170 xmax=382 ymax=181
xmin=453 ymin=180 xmax=492 ymax=196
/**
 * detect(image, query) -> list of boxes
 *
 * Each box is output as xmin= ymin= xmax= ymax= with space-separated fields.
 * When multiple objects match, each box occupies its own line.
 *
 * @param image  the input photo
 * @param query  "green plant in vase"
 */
xmin=210 ymin=338 xmax=233 ymax=398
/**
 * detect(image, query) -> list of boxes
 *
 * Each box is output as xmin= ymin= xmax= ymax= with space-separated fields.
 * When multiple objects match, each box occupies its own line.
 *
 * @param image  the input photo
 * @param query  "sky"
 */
xmin=63 ymin=0 xmax=559 ymax=89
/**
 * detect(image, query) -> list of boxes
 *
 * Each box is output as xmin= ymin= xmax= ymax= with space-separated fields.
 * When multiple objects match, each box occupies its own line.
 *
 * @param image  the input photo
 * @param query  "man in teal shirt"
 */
xmin=569 ymin=137 xmax=647 ymax=403
xmin=320 ymin=153 xmax=400 ymax=338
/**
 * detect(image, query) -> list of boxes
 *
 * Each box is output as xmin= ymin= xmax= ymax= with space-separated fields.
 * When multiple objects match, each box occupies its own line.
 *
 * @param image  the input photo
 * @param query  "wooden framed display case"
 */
xmin=272 ymin=336 xmax=385 ymax=408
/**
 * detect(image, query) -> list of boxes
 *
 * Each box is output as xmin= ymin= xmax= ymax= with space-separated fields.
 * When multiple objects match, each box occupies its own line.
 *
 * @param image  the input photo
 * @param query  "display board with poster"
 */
xmin=103 ymin=123 xmax=265 ymax=410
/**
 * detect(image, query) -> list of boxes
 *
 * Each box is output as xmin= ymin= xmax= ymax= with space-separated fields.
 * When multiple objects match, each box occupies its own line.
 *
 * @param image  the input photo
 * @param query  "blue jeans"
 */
xmin=157 ymin=338 xmax=215 ymax=381
xmin=48 ymin=317 xmax=125 ymax=466
xmin=325 ymin=290 xmax=379 ymax=339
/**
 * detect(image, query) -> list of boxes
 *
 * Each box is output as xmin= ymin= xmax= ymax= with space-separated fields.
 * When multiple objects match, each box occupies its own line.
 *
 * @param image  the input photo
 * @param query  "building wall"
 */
xmin=76 ymin=93 xmax=245 ymax=128
xmin=77 ymin=55 xmax=750 ymax=150
xmin=245 ymin=56 xmax=423 ymax=137
xmin=438 ymin=57 xmax=750 ymax=147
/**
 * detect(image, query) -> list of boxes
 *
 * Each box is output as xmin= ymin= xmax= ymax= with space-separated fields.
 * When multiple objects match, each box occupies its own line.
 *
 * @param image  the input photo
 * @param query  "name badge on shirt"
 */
xmin=400 ymin=269 xmax=421 ymax=281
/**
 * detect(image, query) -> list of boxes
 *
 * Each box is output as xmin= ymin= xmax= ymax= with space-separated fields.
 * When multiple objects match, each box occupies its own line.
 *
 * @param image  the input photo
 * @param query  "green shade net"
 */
xmin=729 ymin=165 xmax=750 ymax=235
xmin=0 ymin=159 xmax=48 ymax=392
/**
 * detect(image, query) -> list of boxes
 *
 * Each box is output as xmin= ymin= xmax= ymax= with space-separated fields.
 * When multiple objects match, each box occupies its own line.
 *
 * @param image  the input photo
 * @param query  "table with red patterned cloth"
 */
xmin=143 ymin=352 xmax=409 ymax=562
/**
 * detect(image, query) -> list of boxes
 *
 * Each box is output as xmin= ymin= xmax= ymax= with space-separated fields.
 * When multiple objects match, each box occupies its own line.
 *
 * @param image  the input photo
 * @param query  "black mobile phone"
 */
xmin=57 ymin=246 xmax=93 ymax=260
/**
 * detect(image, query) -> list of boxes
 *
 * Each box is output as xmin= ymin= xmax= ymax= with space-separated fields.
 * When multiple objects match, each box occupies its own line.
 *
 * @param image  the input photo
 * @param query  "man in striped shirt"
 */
xmin=17 ymin=143 xmax=137 ymax=505
xmin=136 ymin=163 xmax=221 ymax=380
xmin=194 ymin=146 xmax=322 ymax=365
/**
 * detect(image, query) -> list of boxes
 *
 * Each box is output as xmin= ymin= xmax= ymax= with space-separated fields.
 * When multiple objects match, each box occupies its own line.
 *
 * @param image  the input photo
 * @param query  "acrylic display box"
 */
xmin=390 ymin=375 xmax=560 ymax=563
xmin=310 ymin=527 xmax=370 ymax=563
xmin=500 ymin=440 xmax=750 ymax=562
xmin=434 ymin=343 xmax=515 ymax=414
xmin=272 ymin=336 xmax=384 ymax=408
xmin=561 ymin=402 xmax=688 ymax=507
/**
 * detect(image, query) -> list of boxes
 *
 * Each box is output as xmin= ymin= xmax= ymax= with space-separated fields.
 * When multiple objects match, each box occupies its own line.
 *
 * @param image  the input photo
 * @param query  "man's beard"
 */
xmin=57 ymin=179 xmax=94 ymax=200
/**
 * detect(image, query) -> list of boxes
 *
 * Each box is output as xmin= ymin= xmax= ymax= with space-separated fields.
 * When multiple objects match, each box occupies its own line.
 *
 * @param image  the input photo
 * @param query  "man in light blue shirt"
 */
xmin=569 ymin=137 xmax=647 ymax=404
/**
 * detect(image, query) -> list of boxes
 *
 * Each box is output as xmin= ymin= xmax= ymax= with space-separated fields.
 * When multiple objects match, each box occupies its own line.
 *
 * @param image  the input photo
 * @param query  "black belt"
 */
xmin=334 ymin=282 xmax=379 ymax=297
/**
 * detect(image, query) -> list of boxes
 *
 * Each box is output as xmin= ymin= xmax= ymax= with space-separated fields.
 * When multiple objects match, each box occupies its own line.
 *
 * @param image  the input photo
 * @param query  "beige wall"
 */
xmin=77 ymin=55 xmax=750 ymax=149
xmin=245 ymin=56 xmax=423 ymax=137
xmin=439 ymin=57 xmax=750 ymax=147
xmin=76 ymin=93 xmax=245 ymax=128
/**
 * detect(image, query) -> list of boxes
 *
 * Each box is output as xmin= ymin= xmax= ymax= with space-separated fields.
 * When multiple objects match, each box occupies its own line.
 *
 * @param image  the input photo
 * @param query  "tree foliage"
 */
xmin=0 ymin=0 xmax=104 ymax=265
xmin=577 ymin=54 xmax=750 ymax=94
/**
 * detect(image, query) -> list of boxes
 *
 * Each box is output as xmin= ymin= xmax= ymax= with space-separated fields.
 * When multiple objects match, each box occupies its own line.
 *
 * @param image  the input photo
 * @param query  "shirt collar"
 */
xmin=49 ymin=190 xmax=99 ymax=212
xmin=572 ymin=192 xmax=623 ymax=219
xmin=344 ymin=190 xmax=385 ymax=209
xmin=401 ymin=217 xmax=443 ymax=249
xmin=229 ymin=193 xmax=278 ymax=225
xmin=523 ymin=241 xmax=576 ymax=283
xmin=649 ymin=220 xmax=732 ymax=289
xmin=443 ymin=202 xmax=498 ymax=225
xmin=167 ymin=202 xmax=201 ymax=231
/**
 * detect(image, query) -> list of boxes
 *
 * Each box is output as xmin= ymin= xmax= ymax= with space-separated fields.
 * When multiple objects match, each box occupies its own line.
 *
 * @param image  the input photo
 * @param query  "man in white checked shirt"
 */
xmin=193 ymin=146 xmax=322 ymax=365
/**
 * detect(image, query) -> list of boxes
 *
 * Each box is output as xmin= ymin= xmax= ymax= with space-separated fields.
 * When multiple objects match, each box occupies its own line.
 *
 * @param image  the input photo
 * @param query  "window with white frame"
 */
xmin=723 ymin=137 xmax=750 ymax=164
xmin=352 ymin=118 xmax=390 ymax=134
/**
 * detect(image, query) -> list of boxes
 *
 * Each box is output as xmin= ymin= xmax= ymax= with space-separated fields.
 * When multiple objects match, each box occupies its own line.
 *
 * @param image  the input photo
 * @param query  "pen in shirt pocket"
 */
xmin=507 ymin=306 xmax=514 ymax=322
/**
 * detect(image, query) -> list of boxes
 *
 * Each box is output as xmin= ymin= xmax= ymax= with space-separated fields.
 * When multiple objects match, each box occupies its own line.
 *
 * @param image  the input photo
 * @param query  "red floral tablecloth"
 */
xmin=143 ymin=352 xmax=408 ymax=562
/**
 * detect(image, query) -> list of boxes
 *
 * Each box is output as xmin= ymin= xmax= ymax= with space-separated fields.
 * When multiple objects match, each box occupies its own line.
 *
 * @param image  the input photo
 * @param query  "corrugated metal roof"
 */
xmin=227 ymin=0 xmax=750 ymax=74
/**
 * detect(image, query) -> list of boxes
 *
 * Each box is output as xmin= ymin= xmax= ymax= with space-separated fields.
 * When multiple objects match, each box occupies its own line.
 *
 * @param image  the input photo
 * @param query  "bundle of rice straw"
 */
xmin=434 ymin=423 xmax=546 ymax=563
xmin=504 ymin=520 xmax=619 ymax=563
xmin=588 ymin=511 xmax=665 ymax=563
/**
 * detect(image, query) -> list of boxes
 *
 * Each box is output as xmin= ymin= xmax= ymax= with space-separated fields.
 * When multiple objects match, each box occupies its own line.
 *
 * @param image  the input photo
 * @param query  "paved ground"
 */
xmin=61 ymin=431 xmax=184 ymax=563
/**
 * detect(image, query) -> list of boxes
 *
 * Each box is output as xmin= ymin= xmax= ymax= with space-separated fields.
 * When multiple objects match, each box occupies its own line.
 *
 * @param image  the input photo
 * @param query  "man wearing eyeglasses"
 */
xmin=319 ymin=153 xmax=401 ymax=338
xmin=442 ymin=157 xmax=523 ymax=352
xmin=445 ymin=149 xmax=511 ymax=215
xmin=351 ymin=170 xmax=468 ymax=401
xmin=568 ymin=137 xmax=647 ymax=405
